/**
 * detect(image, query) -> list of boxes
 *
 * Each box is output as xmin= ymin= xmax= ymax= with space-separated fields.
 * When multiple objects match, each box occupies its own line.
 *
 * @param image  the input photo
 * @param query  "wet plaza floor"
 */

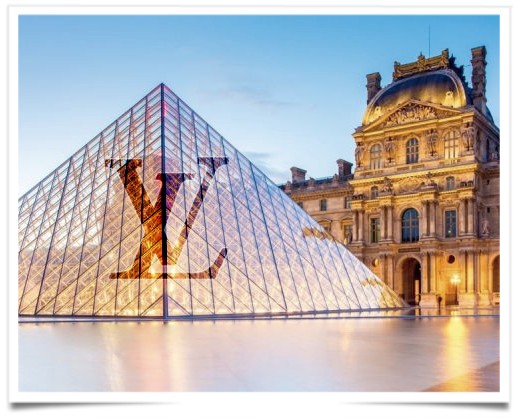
xmin=18 ymin=308 xmax=500 ymax=392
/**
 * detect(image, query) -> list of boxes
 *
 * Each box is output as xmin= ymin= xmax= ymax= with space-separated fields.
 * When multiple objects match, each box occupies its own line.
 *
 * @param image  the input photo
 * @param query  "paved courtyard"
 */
xmin=19 ymin=307 xmax=499 ymax=392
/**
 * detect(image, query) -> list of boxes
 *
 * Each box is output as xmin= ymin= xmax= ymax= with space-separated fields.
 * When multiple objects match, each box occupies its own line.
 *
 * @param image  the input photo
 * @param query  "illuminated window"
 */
xmin=320 ymin=199 xmax=327 ymax=211
xmin=445 ymin=210 xmax=457 ymax=238
xmin=446 ymin=176 xmax=455 ymax=191
xmin=401 ymin=208 xmax=419 ymax=243
xmin=371 ymin=186 xmax=378 ymax=199
xmin=406 ymin=138 xmax=419 ymax=164
xmin=444 ymin=130 xmax=460 ymax=159
xmin=370 ymin=217 xmax=380 ymax=243
xmin=370 ymin=144 xmax=382 ymax=169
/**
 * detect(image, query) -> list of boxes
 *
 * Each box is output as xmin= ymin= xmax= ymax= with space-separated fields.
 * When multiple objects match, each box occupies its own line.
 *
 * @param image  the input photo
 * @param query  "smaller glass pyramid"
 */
xmin=18 ymin=84 xmax=405 ymax=318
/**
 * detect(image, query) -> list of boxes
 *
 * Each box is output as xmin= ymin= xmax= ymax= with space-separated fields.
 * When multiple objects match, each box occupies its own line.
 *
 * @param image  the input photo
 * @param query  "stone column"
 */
xmin=358 ymin=210 xmax=363 ymax=241
xmin=380 ymin=206 xmax=386 ymax=240
xmin=473 ymin=251 xmax=479 ymax=293
xmin=467 ymin=251 xmax=475 ymax=292
xmin=387 ymin=255 xmax=395 ymax=290
xmin=480 ymin=251 xmax=488 ymax=292
xmin=430 ymin=201 xmax=437 ymax=236
xmin=419 ymin=252 xmax=439 ymax=308
xmin=352 ymin=210 xmax=358 ymax=242
xmin=387 ymin=206 xmax=393 ymax=240
xmin=421 ymin=253 xmax=429 ymax=294
xmin=422 ymin=201 xmax=429 ymax=237
xmin=473 ymin=201 xmax=484 ymax=237
xmin=458 ymin=199 xmax=466 ymax=235
xmin=459 ymin=250 xmax=476 ymax=307
xmin=477 ymin=251 xmax=490 ymax=306
xmin=463 ymin=250 xmax=468 ymax=291
xmin=467 ymin=198 xmax=474 ymax=235
xmin=429 ymin=252 xmax=437 ymax=293
xmin=380 ymin=253 xmax=387 ymax=284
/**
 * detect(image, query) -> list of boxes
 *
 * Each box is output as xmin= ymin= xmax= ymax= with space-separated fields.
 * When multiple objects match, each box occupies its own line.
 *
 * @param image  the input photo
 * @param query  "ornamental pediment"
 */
xmin=395 ymin=172 xmax=439 ymax=194
xmin=363 ymin=100 xmax=462 ymax=131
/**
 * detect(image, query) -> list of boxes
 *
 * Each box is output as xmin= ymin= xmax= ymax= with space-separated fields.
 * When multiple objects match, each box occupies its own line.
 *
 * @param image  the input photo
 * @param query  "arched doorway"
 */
xmin=492 ymin=256 xmax=500 ymax=304
xmin=401 ymin=258 xmax=421 ymax=305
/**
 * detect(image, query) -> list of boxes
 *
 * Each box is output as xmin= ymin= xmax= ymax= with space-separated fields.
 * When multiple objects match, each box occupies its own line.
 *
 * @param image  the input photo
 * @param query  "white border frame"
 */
xmin=5 ymin=1 xmax=514 ymax=415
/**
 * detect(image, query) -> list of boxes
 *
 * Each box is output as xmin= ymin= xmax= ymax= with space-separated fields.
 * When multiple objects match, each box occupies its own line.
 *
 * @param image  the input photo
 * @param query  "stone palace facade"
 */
xmin=281 ymin=47 xmax=500 ymax=308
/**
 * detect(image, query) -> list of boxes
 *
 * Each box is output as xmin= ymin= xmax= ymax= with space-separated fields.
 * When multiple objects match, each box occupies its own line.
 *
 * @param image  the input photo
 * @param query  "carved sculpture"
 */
xmin=443 ymin=90 xmax=454 ymax=107
xmin=392 ymin=49 xmax=450 ymax=80
xmin=381 ymin=177 xmax=393 ymax=193
xmin=425 ymin=172 xmax=437 ymax=186
xmin=481 ymin=217 xmax=490 ymax=236
xmin=385 ymin=104 xmax=437 ymax=126
xmin=355 ymin=143 xmax=365 ymax=167
xmin=384 ymin=137 xmax=397 ymax=162
xmin=425 ymin=129 xmax=438 ymax=156
xmin=461 ymin=122 xmax=477 ymax=151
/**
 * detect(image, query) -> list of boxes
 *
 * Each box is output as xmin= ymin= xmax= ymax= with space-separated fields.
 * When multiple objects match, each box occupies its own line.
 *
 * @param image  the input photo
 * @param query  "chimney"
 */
xmin=290 ymin=167 xmax=307 ymax=183
xmin=471 ymin=46 xmax=487 ymax=114
xmin=337 ymin=159 xmax=353 ymax=178
xmin=366 ymin=72 xmax=381 ymax=105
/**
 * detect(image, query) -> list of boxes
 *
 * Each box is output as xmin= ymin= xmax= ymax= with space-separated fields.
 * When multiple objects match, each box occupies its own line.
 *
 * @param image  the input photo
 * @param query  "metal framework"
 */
xmin=18 ymin=84 xmax=404 ymax=318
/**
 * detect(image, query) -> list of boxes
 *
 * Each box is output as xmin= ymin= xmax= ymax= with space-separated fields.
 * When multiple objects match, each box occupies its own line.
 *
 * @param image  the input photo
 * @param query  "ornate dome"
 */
xmin=363 ymin=69 xmax=470 ymax=126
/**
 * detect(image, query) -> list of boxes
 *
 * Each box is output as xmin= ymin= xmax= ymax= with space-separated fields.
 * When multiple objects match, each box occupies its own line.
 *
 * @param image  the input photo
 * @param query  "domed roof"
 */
xmin=363 ymin=69 xmax=470 ymax=126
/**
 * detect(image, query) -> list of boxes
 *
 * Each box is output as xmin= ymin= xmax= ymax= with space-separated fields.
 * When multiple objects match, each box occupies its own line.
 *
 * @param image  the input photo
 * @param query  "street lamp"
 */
xmin=450 ymin=274 xmax=460 ymax=306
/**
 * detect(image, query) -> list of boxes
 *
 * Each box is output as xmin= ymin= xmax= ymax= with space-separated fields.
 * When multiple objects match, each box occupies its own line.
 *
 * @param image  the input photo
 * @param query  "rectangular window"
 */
xmin=446 ymin=177 xmax=455 ymax=190
xmin=445 ymin=210 xmax=457 ymax=238
xmin=444 ymin=132 xmax=459 ymax=159
xmin=406 ymin=138 xmax=419 ymax=164
xmin=320 ymin=199 xmax=327 ymax=211
xmin=344 ymin=196 xmax=351 ymax=209
xmin=370 ymin=217 xmax=380 ymax=243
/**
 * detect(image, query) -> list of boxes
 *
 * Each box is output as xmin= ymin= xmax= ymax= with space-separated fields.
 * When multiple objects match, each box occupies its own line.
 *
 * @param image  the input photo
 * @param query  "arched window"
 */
xmin=370 ymin=186 xmax=379 ymax=199
xmin=446 ymin=176 xmax=455 ymax=191
xmin=370 ymin=144 xmax=382 ymax=169
xmin=401 ymin=208 xmax=419 ymax=243
xmin=444 ymin=130 xmax=460 ymax=159
xmin=320 ymin=199 xmax=327 ymax=211
xmin=406 ymin=138 xmax=419 ymax=164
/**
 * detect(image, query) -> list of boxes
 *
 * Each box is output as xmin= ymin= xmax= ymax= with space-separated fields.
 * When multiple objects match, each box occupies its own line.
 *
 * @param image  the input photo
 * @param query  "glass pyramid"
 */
xmin=18 ymin=84 xmax=404 ymax=318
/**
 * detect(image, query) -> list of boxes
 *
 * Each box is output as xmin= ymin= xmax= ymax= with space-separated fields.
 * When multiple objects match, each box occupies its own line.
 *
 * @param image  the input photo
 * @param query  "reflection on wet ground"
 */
xmin=423 ymin=361 xmax=499 ymax=392
xmin=19 ymin=308 xmax=499 ymax=392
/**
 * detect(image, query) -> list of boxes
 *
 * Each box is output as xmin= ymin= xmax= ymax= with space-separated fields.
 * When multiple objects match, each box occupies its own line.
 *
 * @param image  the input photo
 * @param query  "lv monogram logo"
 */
xmin=105 ymin=157 xmax=228 ymax=279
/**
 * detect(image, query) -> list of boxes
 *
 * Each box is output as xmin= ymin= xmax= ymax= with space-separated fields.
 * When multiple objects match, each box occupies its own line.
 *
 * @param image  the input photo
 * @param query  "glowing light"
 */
xmin=450 ymin=274 xmax=460 ymax=285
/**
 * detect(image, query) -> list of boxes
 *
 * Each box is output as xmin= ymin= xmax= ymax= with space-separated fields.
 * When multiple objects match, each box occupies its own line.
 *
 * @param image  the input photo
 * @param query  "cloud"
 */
xmin=243 ymin=151 xmax=289 ymax=184
xmin=200 ymin=83 xmax=295 ymax=110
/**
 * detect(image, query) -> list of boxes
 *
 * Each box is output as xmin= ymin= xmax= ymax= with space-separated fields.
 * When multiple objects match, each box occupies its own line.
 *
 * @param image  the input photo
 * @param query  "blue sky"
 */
xmin=18 ymin=14 xmax=500 ymax=193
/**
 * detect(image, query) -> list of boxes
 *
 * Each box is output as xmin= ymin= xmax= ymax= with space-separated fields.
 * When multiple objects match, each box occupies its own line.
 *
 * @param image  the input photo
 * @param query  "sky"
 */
xmin=18 ymin=13 xmax=500 ymax=194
